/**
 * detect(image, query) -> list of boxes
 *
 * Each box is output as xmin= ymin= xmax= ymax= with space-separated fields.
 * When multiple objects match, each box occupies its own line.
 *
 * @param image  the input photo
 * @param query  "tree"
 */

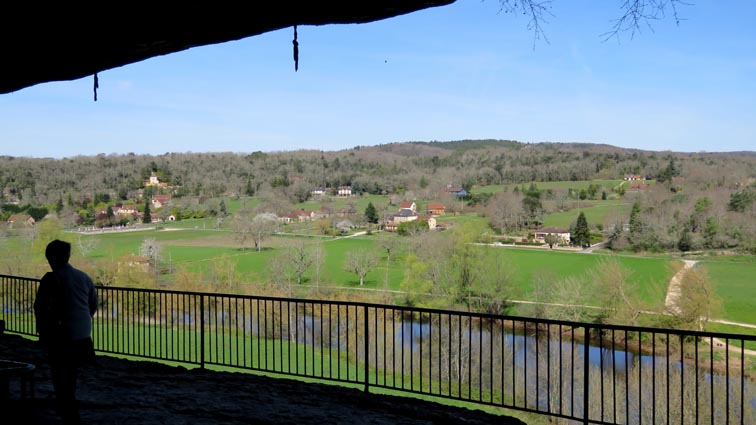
xmin=628 ymin=200 xmax=644 ymax=246
xmin=106 ymin=205 xmax=115 ymax=225
xmin=364 ymin=202 xmax=379 ymax=224
xmin=397 ymin=220 xmax=429 ymax=236
xmin=143 ymin=199 xmax=152 ymax=223
xmin=139 ymin=238 xmax=162 ymax=275
xmin=544 ymin=233 xmax=559 ymax=249
xmin=677 ymin=228 xmax=692 ymax=252
xmin=288 ymin=240 xmax=314 ymax=285
xmin=379 ymin=237 xmax=401 ymax=289
xmin=344 ymin=249 xmax=377 ymax=286
xmin=591 ymin=257 xmax=651 ymax=326
xmin=250 ymin=213 xmax=278 ymax=252
xmin=665 ymin=265 xmax=720 ymax=331
xmin=572 ymin=212 xmax=590 ymax=248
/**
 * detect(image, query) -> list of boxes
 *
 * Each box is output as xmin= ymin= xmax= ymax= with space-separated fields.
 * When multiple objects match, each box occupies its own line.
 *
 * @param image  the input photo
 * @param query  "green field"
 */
xmin=473 ymin=180 xmax=625 ymax=195
xmin=542 ymin=200 xmax=632 ymax=229
xmin=489 ymin=248 xmax=673 ymax=306
xmin=700 ymin=258 xmax=756 ymax=324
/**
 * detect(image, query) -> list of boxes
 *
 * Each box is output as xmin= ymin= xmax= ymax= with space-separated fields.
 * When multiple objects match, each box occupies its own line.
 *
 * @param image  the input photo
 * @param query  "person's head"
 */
xmin=45 ymin=239 xmax=71 ymax=270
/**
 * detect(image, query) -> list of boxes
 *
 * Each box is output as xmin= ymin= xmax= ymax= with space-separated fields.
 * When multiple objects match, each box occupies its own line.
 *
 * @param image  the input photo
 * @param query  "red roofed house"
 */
xmin=399 ymin=202 xmax=417 ymax=213
xmin=426 ymin=202 xmax=446 ymax=216
xmin=151 ymin=194 xmax=172 ymax=209
xmin=291 ymin=210 xmax=315 ymax=222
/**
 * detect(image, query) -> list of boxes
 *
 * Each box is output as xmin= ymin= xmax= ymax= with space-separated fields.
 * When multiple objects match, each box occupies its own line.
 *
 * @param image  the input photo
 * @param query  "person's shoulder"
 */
xmin=70 ymin=265 xmax=94 ymax=282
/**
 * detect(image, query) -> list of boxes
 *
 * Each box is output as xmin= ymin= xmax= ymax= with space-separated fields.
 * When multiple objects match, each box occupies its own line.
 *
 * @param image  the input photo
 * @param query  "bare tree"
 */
xmin=344 ymin=248 xmax=377 ymax=286
xmin=591 ymin=257 xmax=645 ymax=326
xmin=76 ymin=234 xmax=100 ymax=257
xmin=233 ymin=211 xmax=278 ymax=251
xmin=288 ymin=240 xmax=314 ymax=285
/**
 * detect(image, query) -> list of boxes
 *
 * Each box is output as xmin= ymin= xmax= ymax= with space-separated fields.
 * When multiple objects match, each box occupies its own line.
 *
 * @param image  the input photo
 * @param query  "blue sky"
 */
xmin=1 ymin=0 xmax=754 ymax=158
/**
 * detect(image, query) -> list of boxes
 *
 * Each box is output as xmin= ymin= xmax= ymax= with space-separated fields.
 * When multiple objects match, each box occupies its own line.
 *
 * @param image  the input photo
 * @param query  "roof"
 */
xmin=427 ymin=202 xmax=445 ymax=209
xmin=399 ymin=201 xmax=415 ymax=208
xmin=536 ymin=227 xmax=569 ymax=234
xmin=0 ymin=2 xmax=453 ymax=95
xmin=7 ymin=213 xmax=33 ymax=222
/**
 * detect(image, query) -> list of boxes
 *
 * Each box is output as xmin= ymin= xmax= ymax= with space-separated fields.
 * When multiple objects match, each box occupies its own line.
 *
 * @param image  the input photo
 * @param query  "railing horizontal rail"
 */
xmin=3 ymin=274 xmax=755 ymax=424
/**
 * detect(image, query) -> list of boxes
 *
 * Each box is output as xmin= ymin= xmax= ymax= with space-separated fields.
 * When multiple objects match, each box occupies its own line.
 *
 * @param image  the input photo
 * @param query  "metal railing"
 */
xmin=3 ymin=273 xmax=755 ymax=424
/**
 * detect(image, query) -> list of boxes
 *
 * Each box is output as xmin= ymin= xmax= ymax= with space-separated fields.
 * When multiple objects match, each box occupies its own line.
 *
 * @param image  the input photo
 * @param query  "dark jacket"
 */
xmin=34 ymin=263 xmax=98 ymax=342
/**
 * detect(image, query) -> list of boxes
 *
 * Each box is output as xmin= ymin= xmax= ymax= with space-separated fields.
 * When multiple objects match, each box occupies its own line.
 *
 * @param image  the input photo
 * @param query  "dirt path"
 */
xmin=664 ymin=259 xmax=697 ymax=315
xmin=663 ymin=260 xmax=756 ymax=356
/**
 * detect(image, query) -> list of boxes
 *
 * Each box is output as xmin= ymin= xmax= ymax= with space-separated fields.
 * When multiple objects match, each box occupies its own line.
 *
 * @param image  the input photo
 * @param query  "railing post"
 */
xmin=363 ymin=304 xmax=370 ymax=393
xmin=583 ymin=325 xmax=590 ymax=425
xmin=200 ymin=294 xmax=205 ymax=369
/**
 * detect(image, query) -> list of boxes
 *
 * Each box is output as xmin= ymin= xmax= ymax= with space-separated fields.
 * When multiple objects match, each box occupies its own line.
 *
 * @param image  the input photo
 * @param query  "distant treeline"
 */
xmin=2 ymin=140 xmax=753 ymax=207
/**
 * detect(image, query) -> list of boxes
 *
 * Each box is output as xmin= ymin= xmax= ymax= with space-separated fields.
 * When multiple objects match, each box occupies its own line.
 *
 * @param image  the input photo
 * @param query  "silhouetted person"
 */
xmin=34 ymin=239 xmax=98 ymax=424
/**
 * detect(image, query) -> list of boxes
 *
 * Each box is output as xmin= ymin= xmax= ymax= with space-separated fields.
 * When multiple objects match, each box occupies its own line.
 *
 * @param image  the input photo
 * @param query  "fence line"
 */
xmin=2 ymin=273 xmax=755 ymax=424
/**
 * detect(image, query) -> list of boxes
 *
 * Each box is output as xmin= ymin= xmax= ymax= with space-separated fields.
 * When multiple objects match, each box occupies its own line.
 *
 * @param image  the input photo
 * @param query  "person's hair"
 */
xmin=45 ymin=239 xmax=71 ymax=269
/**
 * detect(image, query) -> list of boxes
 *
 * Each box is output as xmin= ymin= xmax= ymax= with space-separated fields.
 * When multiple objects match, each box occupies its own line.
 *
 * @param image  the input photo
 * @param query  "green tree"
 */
xmin=397 ymin=220 xmax=429 ymax=236
xmin=677 ymin=228 xmax=692 ymax=252
xmin=629 ymin=201 xmax=642 ymax=237
xmin=106 ymin=205 xmax=115 ymax=224
xmin=727 ymin=188 xmax=755 ymax=213
xmin=364 ymin=202 xmax=379 ymax=224
xmin=142 ymin=199 xmax=152 ymax=223
xmin=572 ymin=212 xmax=590 ymax=248
xmin=703 ymin=217 xmax=719 ymax=249
xmin=219 ymin=199 xmax=227 ymax=216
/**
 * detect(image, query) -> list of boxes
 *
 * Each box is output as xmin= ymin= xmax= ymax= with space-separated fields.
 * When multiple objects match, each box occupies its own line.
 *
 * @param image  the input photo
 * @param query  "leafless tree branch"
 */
xmin=496 ymin=0 xmax=691 ymax=46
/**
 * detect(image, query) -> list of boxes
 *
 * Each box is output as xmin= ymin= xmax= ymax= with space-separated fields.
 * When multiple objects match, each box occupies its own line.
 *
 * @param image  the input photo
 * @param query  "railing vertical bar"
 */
xmin=525 ymin=321 xmax=528 ymax=409
xmin=583 ymin=325 xmax=590 ymax=425
xmin=741 ymin=342 xmax=744 ymax=425
xmin=599 ymin=327 xmax=604 ymax=421
xmin=489 ymin=318 xmax=493 ymax=404
xmin=638 ymin=331 xmax=643 ymax=425
xmin=625 ymin=330 xmax=629 ymax=424
xmin=450 ymin=314 xmax=454 ymax=398
xmin=514 ymin=319 xmax=517 ymax=409
xmin=680 ymin=334 xmax=684 ymax=425
xmin=536 ymin=322 xmax=540 ymax=411
xmin=200 ymin=295 xmax=205 ymax=368
xmin=572 ymin=326 xmax=575 ymax=418
xmin=242 ymin=298 xmax=247 ymax=368
xmin=457 ymin=316 xmax=462 ymax=398
xmin=695 ymin=335 xmax=699 ymax=425
xmin=501 ymin=318 xmax=505 ymax=406
xmin=468 ymin=312 xmax=472 ymax=400
xmin=653 ymin=332 xmax=658 ymax=425
xmin=347 ymin=305 xmax=351 ymax=382
xmin=547 ymin=323 xmax=551 ymax=414
xmin=559 ymin=324 xmax=563 ymax=416
xmin=711 ymin=336 xmax=714 ymax=425
xmin=364 ymin=304 xmax=369 ymax=392
xmin=612 ymin=329 xmax=616 ymax=424
xmin=330 ymin=304 xmax=335 ymax=380
xmin=321 ymin=303 xmax=325 ymax=379
xmin=726 ymin=337 xmax=730 ymax=425
xmin=399 ymin=306 xmax=406 ymax=389
xmin=667 ymin=333 xmax=670 ymax=425
xmin=415 ymin=310 xmax=419 ymax=392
